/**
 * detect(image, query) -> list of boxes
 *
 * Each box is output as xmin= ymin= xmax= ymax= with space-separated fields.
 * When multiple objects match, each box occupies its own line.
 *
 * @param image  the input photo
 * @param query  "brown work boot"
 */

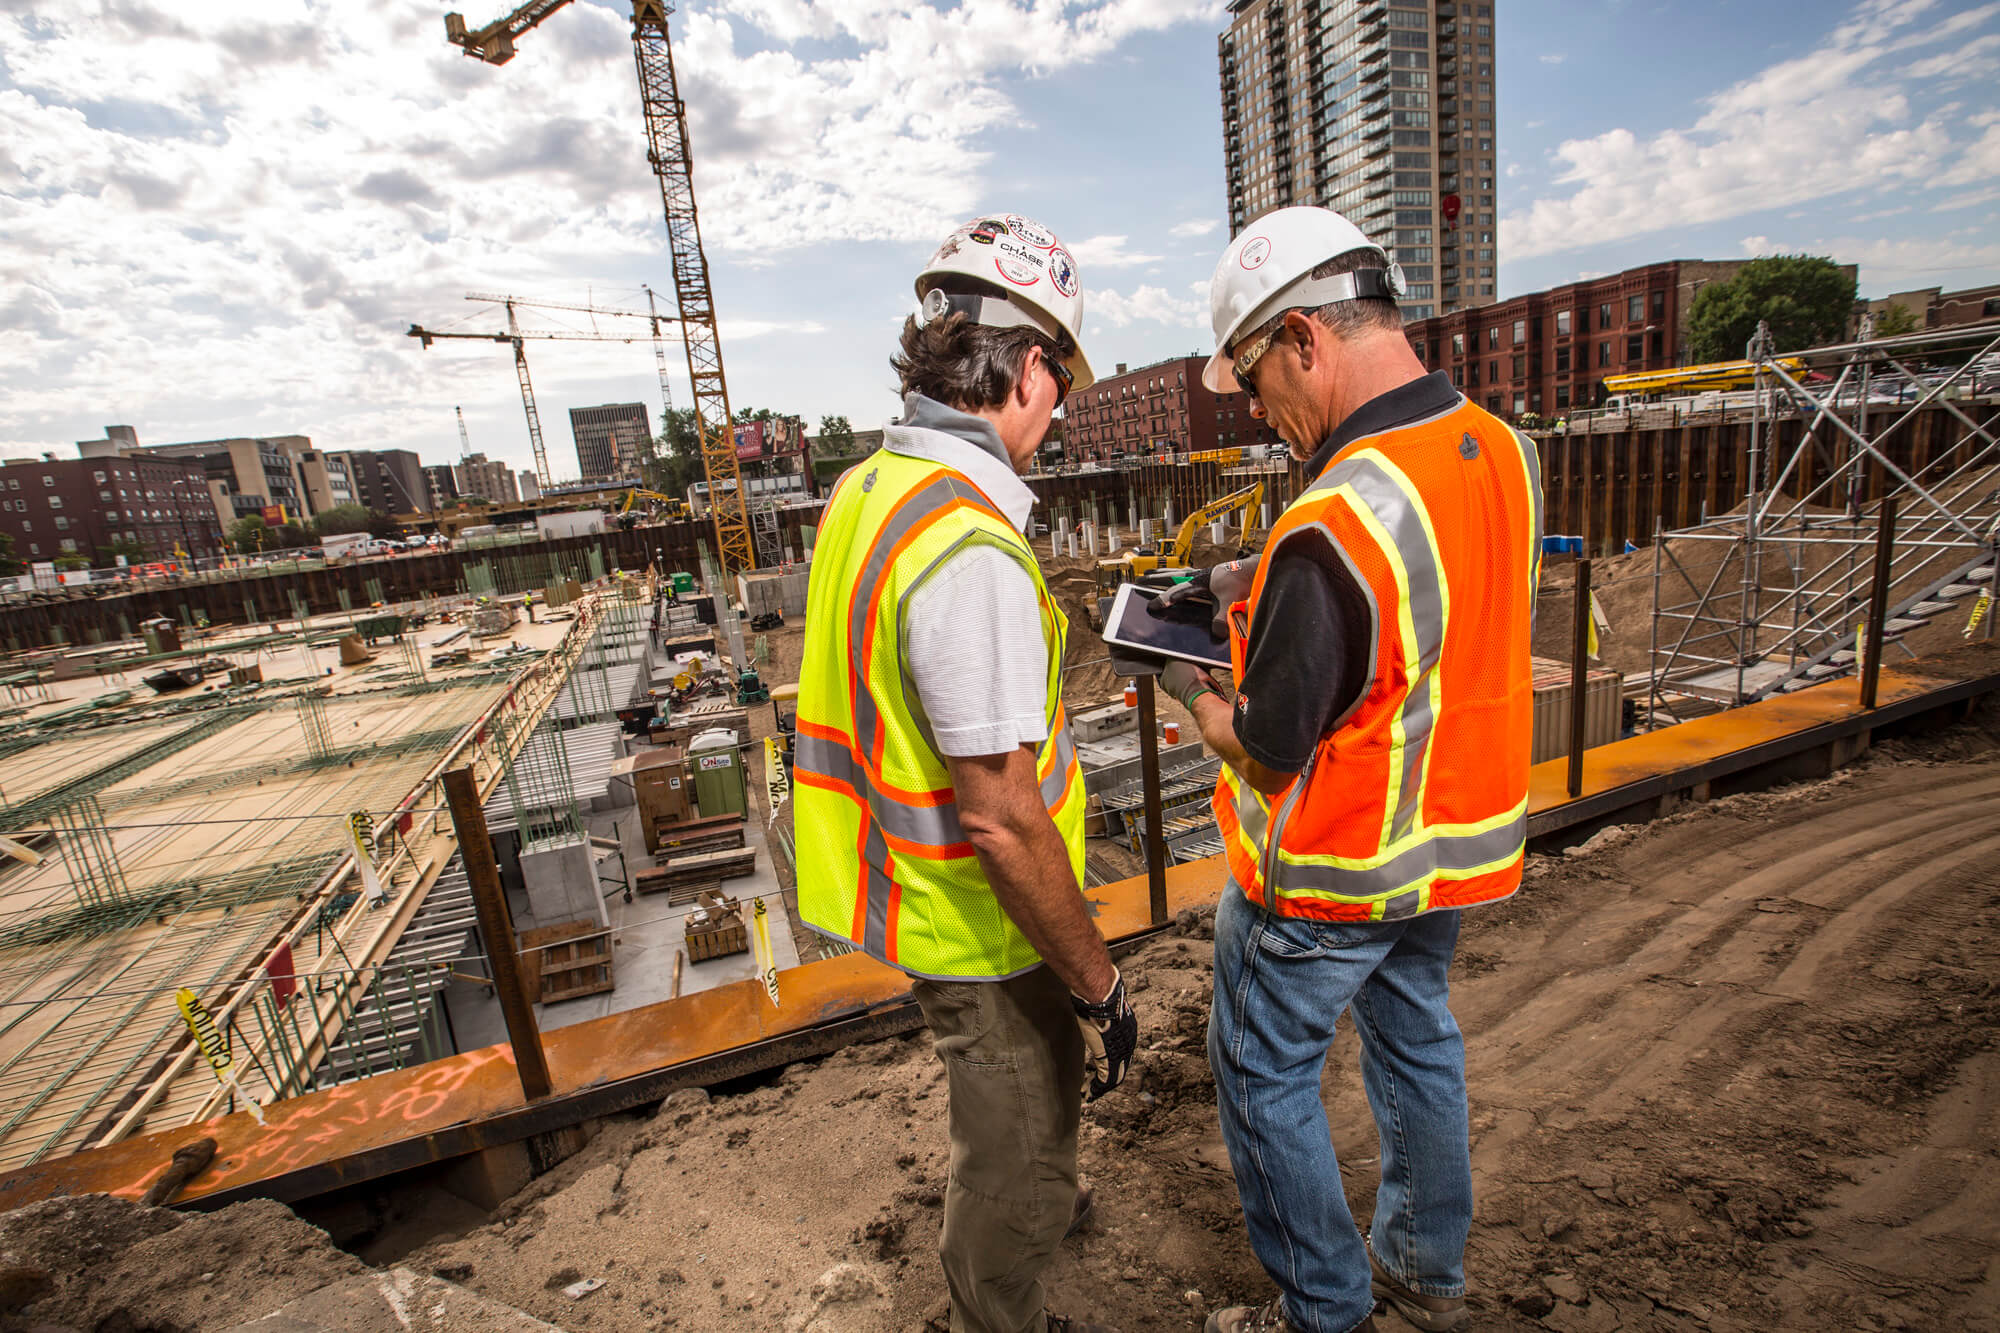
xmin=1366 ymin=1241 xmax=1468 ymax=1332
xmin=1208 ymin=1298 xmax=1379 ymax=1332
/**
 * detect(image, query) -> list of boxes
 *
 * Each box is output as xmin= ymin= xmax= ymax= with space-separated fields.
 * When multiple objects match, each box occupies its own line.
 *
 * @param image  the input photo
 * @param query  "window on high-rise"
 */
xmin=1556 ymin=310 xmax=1571 ymax=336
xmin=1487 ymin=327 xmax=1500 ymax=349
xmin=1511 ymin=320 xmax=1525 ymax=345
xmin=1626 ymin=334 xmax=1644 ymax=361
xmin=1599 ymin=341 xmax=1611 ymax=366
xmin=1627 ymin=295 xmax=1644 ymax=322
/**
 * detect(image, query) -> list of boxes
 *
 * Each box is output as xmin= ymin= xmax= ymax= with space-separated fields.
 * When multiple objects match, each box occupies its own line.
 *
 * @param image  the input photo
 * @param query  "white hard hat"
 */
xmin=1202 ymin=205 xmax=1403 ymax=393
xmin=915 ymin=213 xmax=1096 ymax=391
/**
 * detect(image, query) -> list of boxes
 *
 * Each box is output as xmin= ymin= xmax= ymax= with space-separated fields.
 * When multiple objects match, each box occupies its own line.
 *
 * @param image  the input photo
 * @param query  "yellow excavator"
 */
xmin=615 ymin=487 xmax=689 ymax=527
xmin=1094 ymin=481 xmax=1265 ymax=601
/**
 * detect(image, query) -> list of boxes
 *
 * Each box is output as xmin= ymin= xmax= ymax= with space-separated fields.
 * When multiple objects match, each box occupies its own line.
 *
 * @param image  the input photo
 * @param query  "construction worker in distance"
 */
xmin=793 ymin=213 xmax=1136 ymax=1333
xmin=1157 ymin=205 xmax=1542 ymax=1333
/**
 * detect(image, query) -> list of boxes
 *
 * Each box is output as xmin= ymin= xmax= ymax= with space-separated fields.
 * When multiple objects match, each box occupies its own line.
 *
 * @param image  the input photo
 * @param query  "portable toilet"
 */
xmin=670 ymin=570 xmax=697 ymax=596
xmin=688 ymin=728 xmax=747 ymax=820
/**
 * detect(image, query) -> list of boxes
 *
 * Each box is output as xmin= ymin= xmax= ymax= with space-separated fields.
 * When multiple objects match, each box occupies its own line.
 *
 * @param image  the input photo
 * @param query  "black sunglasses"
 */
xmin=1046 ymin=352 xmax=1074 ymax=408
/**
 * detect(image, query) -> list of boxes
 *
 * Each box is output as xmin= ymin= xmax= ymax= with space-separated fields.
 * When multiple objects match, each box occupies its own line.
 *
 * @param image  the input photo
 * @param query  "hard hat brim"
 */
xmin=1202 ymin=348 xmax=1241 ymax=395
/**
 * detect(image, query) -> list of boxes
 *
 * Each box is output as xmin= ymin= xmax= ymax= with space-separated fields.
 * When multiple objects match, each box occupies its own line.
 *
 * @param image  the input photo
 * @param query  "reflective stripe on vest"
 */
xmin=792 ymin=446 xmax=1085 ymax=978
xmin=1215 ymin=398 xmax=1540 ymax=922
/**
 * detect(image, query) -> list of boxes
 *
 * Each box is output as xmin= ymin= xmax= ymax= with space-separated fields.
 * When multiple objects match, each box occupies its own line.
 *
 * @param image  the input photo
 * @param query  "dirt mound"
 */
xmin=0 ymin=1194 xmax=363 ymax=1331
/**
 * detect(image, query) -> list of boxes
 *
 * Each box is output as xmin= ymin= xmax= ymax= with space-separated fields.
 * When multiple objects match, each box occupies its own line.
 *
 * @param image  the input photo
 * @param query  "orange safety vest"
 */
xmin=1214 ymin=394 xmax=1543 ymax=921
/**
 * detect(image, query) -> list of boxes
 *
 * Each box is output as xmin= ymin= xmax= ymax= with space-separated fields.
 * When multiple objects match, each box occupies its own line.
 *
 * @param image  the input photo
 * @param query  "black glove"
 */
xmin=1071 ymin=969 xmax=1138 ymax=1101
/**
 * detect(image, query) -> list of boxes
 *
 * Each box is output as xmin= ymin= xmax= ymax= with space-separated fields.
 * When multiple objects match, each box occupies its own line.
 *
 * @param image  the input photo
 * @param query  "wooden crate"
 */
xmin=519 ymin=919 xmax=614 ymax=1003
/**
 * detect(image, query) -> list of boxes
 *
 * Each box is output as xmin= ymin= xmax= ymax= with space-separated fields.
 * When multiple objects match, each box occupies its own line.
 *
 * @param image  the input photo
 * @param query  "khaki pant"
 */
xmin=912 ymin=966 xmax=1084 ymax=1333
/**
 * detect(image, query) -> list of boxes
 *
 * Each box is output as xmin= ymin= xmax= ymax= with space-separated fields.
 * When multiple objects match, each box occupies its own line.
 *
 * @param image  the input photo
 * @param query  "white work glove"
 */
xmin=1149 ymin=555 xmax=1260 ymax=639
xmin=1070 ymin=969 xmax=1138 ymax=1101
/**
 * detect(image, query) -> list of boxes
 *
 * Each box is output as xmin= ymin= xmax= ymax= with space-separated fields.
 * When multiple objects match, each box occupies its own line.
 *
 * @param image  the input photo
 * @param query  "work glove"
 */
xmin=1071 ymin=969 xmax=1138 ymax=1101
xmin=1149 ymin=555 xmax=1260 ymax=638
xmin=1161 ymin=659 xmax=1222 ymax=713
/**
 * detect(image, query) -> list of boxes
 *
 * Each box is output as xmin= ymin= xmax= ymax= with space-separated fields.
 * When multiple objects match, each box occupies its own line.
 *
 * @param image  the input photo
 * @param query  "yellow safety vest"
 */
xmin=794 ymin=445 xmax=1084 ymax=980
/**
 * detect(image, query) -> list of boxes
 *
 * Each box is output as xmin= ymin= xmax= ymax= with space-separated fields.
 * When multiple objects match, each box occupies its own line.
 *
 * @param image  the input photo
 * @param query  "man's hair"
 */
xmin=1235 ymin=247 xmax=1402 ymax=354
xmin=891 ymin=292 xmax=1072 ymax=411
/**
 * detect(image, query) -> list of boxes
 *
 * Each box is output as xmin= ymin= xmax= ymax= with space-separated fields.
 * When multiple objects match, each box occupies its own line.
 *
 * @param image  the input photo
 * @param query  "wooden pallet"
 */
xmin=634 ymin=846 xmax=759 ymax=902
xmin=519 ymin=919 xmax=614 ymax=1003
xmin=651 ymin=823 xmax=745 ymax=858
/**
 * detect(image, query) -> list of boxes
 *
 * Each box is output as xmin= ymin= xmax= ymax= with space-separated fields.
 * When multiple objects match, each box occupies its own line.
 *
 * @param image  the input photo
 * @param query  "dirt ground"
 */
xmin=8 ymin=688 xmax=1993 ymax=1331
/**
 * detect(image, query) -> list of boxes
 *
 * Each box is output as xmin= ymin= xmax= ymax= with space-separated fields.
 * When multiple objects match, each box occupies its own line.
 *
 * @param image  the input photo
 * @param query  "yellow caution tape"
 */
xmin=751 ymin=898 xmax=780 ymax=1009
xmin=1967 ymin=591 xmax=1992 ymax=640
xmin=176 ymin=988 xmax=265 ymax=1124
xmin=763 ymin=736 xmax=789 ymax=824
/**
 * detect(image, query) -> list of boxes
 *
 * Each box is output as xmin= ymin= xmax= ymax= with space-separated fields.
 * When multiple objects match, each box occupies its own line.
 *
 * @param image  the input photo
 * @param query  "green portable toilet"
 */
xmin=688 ymin=728 xmax=747 ymax=819
xmin=670 ymin=570 xmax=697 ymax=596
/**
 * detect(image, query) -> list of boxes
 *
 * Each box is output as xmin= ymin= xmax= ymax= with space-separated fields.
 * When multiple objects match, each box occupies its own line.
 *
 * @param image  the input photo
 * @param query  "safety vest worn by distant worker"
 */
xmin=794 ymin=445 xmax=1085 ymax=980
xmin=1215 ymin=395 xmax=1544 ymax=922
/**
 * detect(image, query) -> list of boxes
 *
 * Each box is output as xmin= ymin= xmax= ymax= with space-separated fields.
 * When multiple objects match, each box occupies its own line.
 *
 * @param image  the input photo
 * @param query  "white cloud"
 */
xmin=1739 ymin=231 xmax=2000 ymax=292
xmin=1500 ymin=0 xmax=1996 ymax=261
xmin=1504 ymin=163 xmax=1523 ymax=179
xmin=1170 ymin=218 xmax=1220 ymax=239
xmin=1538 ymin=53 xmax=1566 ymax=65
xmin=1091 ymin=284 xmax=1207 ymax=331
xmin=1070 ymin=234 xmax=1166 ymax=268
xmin=0 ymin=1 xmax=1218 ymax=472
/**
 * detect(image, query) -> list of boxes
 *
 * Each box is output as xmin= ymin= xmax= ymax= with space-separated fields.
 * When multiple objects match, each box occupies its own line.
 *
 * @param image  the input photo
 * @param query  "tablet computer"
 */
xmin=1099 ymin=582 xmax=1234 ymax=671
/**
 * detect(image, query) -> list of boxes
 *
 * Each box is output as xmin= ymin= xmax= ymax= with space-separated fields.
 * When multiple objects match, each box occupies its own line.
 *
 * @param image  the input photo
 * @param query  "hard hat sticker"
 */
xmin=969 ymin=218 xmax=1008 ymax=244
xmin=1239 ymin=237 xmax=1271 ymax=270
xmin=1005 ymin=214 xmax=1056 ymax=249
xmin=1050 ymin=247 xmax=1078 ymax=298
xmin=993 ymin=237 xmax=1046 ymax=287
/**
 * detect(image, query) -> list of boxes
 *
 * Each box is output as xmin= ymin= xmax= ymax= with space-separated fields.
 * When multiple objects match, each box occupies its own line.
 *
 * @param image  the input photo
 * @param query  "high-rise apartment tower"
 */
xmin=1219 ymin=0 xmax=1499 ymax=321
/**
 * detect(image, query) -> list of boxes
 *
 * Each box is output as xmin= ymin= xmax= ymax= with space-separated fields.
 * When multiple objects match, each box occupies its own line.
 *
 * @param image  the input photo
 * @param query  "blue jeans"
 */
xmin=1208 ymin=887 xmax=1472 ymax=1333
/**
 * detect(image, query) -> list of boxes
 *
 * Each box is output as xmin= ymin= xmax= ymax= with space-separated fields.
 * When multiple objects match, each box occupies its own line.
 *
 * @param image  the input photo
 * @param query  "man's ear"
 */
xmin=1286 ymin=309 xmax=1319 ymax=372
xmin=1017 ymin=346 xmax=1043 ymax=407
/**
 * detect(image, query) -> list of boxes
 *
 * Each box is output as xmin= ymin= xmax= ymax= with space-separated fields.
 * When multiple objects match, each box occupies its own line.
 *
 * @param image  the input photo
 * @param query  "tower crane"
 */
xmin=443 ymin=0 xmax=757 ymax=573
xmin=455 ymin=405 xmax=473 ymax=462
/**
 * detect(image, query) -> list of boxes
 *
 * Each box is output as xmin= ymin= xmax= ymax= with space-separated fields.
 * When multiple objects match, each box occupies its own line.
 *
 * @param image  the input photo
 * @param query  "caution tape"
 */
xmin=1967 ymin=590 xmax=1992 ymax=640
xmin=751 ymin=897 xmax=780 ymax=1009
xmin=763 ymin=736 xmax=789 ymax=824
xmin=176 ymin=988 xmax=264 ymax=1124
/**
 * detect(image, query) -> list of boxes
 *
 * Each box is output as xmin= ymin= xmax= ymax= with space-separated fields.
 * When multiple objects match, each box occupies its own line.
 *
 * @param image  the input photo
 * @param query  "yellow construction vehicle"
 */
xmin=1599 ymin=356 xmax=1807 ymax=400
xmin=615 ymin=488 xmax=688 ymax=527
xmin=1094 ymin=481 xmax=1265 ymax=600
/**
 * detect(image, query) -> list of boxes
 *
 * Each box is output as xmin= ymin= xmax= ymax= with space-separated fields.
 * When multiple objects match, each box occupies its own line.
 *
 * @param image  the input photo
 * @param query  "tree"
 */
xmin=227 ymin=514 xmax=271 ymax=553
xmin=1687 ymin=255 xmax=1857 ymax=362
xmin=1871 ymin=303 xmax=1920 ymax=338
xmin=53 ymin=555 xmax=90 ymax=571
xmin=311 ymin=503 xmax=377 ymax=537
xmin=646 ymin=407 xmax=707 ymax=496
xmin=96 ymin=538 xmax=147 ymax=565
xmin=815 ymin=414 xmax=857 ymax=458
xmin=0 ymin=533 xmax=22 ymax=576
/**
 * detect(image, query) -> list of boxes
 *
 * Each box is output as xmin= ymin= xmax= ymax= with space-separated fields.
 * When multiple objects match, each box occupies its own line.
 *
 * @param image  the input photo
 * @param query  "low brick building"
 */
xmin=0 ymin=452 xmax=221 ymax=564
xmin=1402 ymin=259 xmax=1759 ymax=420
xmin=1059 ymin=355 xmax=1283 ymax=462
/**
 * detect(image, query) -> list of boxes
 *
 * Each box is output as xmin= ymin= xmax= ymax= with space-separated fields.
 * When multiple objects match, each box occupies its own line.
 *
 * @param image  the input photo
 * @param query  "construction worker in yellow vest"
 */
xmin=795 ymin=214 xmax=1136 ymax=1333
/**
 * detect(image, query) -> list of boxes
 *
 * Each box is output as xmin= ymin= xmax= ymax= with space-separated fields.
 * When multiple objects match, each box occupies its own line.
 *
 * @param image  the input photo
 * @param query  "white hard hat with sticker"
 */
xmin=915 ymin=212 xmax=1095 ymax=392
xmin=1202 ymin=205 xmax=1404 ymax=393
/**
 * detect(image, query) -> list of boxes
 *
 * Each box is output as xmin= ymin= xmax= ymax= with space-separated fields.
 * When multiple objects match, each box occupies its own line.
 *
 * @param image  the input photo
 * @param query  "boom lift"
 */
xmin=443 ymin=0 xmax=757 ymax=573
xmin=1094 ymin=481 xmax=1266 ymax=600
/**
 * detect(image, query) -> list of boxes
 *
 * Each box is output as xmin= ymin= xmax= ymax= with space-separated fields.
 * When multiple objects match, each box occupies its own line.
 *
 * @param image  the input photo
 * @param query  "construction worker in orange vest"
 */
xmin=1154 ymin=207 xmax=1542 ymax=1333
xmin=794 ymin=213 xmax=1134 ymax=1333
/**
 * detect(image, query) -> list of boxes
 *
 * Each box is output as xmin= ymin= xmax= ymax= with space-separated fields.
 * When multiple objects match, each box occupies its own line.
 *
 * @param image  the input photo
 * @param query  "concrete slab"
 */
xmin=216 ymin=1267 xmax=564 ymax=1333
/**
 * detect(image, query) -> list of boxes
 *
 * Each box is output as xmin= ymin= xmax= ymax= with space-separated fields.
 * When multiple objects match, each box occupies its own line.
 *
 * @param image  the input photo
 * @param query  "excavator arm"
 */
xmin=1167 ymin=482 xmax=1265 ymax=565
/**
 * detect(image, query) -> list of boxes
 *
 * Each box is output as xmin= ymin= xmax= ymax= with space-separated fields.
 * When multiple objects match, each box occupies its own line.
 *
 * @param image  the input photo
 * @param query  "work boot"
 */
xmin=1208 ymin=1298 xmax=1377 ymax=1332
xmin=1366 ymin=1241 xmax=1469 ymax=1332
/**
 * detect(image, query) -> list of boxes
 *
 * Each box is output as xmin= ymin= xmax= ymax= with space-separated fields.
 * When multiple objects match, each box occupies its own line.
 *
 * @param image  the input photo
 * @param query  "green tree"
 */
xmin=227 ymin=514 xmax=270 ymax=553
xmin=815 ymin=414 xmax=857 ymax=458
xmin=1687 ymin=255 xmax=1857 ymax=361
xmin=646 ymin=407 xmax=706 ymax=496
xmin=0 ymin=533 xmax=20 ymax=577
xmin=311 ymin=503 xmax=377 ymax=537
xmin=1870 ymin=303 xmax=1920 ymax=337
xmin=96 ymin=538 xmax=147 ymax=565
xmin=53 ymin=555 xmax=90 ymax=571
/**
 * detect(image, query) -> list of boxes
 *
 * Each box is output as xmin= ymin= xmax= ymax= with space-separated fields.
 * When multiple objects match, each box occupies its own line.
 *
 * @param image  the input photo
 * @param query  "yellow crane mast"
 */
xmin=444 ymin=0 xmax=757 ymax=573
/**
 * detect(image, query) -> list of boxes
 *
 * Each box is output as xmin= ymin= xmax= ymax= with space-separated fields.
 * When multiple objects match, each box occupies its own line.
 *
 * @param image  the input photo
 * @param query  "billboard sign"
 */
xmin=733 ymin=421 xmax=766 ymax=461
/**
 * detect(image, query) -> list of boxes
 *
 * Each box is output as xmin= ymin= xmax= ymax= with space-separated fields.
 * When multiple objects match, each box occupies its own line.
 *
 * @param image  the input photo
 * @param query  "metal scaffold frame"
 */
xmin=1647 ymin=319 xmax=2000 ymax=718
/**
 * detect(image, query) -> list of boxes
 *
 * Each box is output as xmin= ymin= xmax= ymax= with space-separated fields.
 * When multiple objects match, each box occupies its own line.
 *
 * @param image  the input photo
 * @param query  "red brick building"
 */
xmin=1403 ymin=259 xmax=1756 ymax=421
xmin=1060 ymin=355 xmax=1284 ymax=462
xmin=0 ymin=453 xmax=221 ymax=565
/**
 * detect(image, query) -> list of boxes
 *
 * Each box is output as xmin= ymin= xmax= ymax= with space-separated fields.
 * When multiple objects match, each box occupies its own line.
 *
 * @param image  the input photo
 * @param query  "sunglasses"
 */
xmin=1230 ymin=318 xmax=1289 ymax=395
xmin=1047 ymin=352 xmax=1074 ymax=408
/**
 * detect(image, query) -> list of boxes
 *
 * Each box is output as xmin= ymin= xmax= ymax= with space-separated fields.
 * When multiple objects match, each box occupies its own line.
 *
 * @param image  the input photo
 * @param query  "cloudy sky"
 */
xmin=3 ymin=0 xmax=1997 ymax=482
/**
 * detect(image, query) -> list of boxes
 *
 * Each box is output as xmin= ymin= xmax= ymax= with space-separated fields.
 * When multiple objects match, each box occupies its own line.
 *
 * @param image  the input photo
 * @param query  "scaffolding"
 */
xmin=1648 ymin=319 xmax=2000 ymax=717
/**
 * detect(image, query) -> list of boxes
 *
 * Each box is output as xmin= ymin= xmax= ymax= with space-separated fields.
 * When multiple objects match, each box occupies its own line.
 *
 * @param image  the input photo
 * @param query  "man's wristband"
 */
xmin=1180 ymin=684 xmax=1220 ymax=711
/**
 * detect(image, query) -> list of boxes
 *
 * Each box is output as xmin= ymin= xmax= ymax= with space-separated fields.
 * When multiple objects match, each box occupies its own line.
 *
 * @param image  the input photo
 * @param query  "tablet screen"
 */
xmin=1099 ymin=583 xmax=1233 ymax=671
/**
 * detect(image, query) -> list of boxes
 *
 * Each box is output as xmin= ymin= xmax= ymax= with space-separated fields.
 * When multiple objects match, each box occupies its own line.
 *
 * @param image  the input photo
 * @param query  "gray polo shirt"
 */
xmin=885 ymin=395 xmax=1052 ymax=758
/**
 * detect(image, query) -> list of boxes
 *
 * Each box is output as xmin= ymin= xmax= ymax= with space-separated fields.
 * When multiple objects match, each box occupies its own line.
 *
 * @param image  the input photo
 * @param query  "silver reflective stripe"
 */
xmin=860 ymin=818 xmax=895 ymax=956
xmin=1271 ymin=810 xmax=1526 ymax=899
xmin=796 ymin=731 xmax=970 ymax=848
xmin=1042 ymin=728 xmax=1077 ymax=806
xmin=1512 ymin=428 xmax=1545 ymax=620
xmin=1321 ymin=455 xmax=1446 ymax=843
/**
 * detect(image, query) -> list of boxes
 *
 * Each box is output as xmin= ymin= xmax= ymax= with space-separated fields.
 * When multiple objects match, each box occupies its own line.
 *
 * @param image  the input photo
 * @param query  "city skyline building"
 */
xmin=569 ymin=403 xmax=652 ymax=483
xmin=1219 ymin=0 xmax=1499 ymax=321
xmin=1060 ymin=355 xmax=1284 ymax=462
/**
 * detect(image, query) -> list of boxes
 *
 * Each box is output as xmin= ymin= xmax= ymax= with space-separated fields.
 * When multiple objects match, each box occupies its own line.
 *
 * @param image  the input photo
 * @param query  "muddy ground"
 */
xmin=7 ymin=688 xmax=1994 ymax=1332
